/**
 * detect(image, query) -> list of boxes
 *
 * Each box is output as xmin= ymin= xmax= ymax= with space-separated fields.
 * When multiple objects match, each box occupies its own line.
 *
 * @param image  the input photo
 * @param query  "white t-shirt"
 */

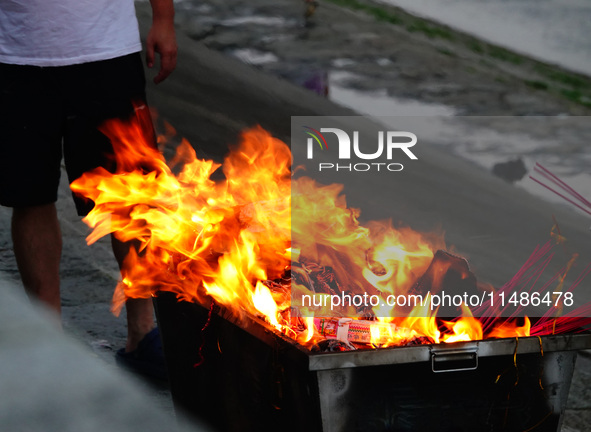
xmin=0 ymin=0 xmax=142 ymax=66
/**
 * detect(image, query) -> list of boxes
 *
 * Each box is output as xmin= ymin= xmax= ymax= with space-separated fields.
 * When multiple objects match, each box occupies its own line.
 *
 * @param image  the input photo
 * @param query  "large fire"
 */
xmin=70 ymin=107 xmax=589 ymax=350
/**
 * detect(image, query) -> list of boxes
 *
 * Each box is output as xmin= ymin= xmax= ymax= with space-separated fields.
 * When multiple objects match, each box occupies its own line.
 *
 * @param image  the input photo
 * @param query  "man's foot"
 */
xmin=116 ymin=327 xmax=168 ymax=380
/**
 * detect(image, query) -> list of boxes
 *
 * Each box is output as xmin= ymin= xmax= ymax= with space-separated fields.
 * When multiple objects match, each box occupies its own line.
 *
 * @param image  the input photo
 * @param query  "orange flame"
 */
xmin=488 ymin=317 xmax=531 ymax=339
xmin=71 ymin=108 xmax=531 ymax=348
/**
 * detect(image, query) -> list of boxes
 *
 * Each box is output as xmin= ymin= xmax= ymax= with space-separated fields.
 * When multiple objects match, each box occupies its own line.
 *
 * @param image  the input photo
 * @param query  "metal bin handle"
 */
xmin=431 ymin=348 xmax=478 ymax=373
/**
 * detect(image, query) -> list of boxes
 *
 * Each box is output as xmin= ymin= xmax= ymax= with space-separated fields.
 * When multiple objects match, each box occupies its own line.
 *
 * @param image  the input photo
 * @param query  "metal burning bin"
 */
xmin=154 ymin=292 xmax=591 ymax=432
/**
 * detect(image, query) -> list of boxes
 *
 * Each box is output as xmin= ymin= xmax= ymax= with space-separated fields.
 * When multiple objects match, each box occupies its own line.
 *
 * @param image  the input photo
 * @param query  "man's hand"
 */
xmin=146 ymin=0 xmax=177 ymax=84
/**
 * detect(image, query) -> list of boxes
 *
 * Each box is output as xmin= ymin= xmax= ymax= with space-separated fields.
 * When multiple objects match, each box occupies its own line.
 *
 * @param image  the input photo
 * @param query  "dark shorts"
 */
xmin=0 ymin=52 xmax=150 ymax=215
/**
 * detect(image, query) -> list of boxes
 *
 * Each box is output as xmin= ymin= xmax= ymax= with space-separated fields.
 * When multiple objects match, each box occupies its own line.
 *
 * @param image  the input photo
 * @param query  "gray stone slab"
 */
xmin=0 ymin=279 xmax=207 ymax=432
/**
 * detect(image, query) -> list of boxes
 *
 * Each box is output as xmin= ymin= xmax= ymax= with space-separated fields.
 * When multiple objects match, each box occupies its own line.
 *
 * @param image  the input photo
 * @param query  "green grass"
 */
xmin=325 ymin=0 xmax=454 ymax=40
xmin=325 ymin=0 xmax=403 ymax=25
xmin=467 ymin=40 xmax=485 ymax=54
xmin=324 ymin=0 xmax=591 ymax=110
xmin=524 ymin=80 xmax=549 ymax=90
xmin=537 ymin=67 xmax=589 ymax=88
xmin=532 ymin=65 xmax=591 ymax=107
xmin=487 ymin=46 xmax=523 ymax=65
xmin=406 ymin=20 xmax=454 ymax=40
xmin=561 ymin=89 xmax=591 ymax=107
xmin=437 ymin=47 xmax=456 ymax=57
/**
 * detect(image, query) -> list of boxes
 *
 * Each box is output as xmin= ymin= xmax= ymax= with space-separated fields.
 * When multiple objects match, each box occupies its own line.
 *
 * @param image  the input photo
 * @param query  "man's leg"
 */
xmin=111 ymin=236 xmax=156 ymax=352
xmin=63 ymin=55 xmax=164 ymax=375
xmin=0 ymin=63 xmax=63 ymax=314
xmin=11 ymin=203 xmax=62 ymax=314
xmin=111 ymin=237 xmax=166 ymax=380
